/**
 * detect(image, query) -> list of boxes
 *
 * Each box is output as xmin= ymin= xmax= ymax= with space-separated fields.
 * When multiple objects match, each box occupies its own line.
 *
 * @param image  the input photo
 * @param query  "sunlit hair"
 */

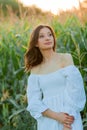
xmin=24 ymin=24 xmax=56 ymax=72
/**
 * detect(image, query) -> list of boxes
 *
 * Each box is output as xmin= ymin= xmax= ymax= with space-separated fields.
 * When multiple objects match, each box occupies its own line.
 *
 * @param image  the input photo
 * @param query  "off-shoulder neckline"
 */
xmin=30 ymin=65 xmax=75 ymax=76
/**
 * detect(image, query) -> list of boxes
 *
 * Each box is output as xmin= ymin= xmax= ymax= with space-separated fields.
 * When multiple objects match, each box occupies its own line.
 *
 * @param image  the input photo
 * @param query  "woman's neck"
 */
xmin=40 ymin=49 xmax=56 ymax=62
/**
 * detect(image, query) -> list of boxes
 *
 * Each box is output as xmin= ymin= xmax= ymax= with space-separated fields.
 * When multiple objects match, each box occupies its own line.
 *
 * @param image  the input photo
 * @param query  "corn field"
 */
xmin=0 ymin=15 xmax=87 ymax=130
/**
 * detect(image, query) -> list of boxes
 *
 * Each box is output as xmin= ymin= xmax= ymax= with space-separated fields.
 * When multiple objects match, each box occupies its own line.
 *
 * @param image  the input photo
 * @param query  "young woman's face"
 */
xmin=36 ymin=27 xmax=54 ymax=50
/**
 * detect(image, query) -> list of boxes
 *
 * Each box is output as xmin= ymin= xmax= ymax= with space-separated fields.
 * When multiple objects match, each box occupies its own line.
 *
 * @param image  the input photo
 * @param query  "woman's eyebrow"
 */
xmin=39 ymin=31 xmax=51 ymax=35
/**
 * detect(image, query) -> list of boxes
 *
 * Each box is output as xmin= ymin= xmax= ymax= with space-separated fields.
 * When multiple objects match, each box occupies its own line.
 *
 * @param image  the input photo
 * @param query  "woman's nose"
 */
xmin=45 ymin=36 xmax=50 ymax=40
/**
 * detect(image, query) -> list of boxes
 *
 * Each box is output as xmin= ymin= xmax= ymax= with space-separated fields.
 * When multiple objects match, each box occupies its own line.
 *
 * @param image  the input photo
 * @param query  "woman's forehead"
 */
xmin=39 ymin=27 xmax=51 ymax=34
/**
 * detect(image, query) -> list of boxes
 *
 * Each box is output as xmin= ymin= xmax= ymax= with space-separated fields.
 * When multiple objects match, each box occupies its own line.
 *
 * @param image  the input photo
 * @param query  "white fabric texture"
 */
xmin=26 ymin=65 xmax=86 ymax=130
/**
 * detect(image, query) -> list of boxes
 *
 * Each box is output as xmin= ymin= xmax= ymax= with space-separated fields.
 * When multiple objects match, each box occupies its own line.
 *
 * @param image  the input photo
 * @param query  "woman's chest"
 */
xmin=38 ymin=71 xmax=66 ymax=92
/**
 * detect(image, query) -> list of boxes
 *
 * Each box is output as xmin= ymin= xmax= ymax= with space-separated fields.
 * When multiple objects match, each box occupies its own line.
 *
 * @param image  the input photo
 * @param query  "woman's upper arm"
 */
xmin=26 ymin=75 xmax=48 ymax=119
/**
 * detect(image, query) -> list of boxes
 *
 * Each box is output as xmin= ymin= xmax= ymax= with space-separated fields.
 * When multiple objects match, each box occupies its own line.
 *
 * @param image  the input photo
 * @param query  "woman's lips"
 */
xmin=44 ymin=42 xmax=52 ymax=45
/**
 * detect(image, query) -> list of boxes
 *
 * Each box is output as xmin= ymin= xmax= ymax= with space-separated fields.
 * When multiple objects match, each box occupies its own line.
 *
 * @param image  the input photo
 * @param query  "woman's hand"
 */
xmin=42 ymin=109 xmax=74 ymax=129
xmin=56 ymin=112 xmax=74 ymax=129
xmin=63 ymin=127 xmax=71 ymax=130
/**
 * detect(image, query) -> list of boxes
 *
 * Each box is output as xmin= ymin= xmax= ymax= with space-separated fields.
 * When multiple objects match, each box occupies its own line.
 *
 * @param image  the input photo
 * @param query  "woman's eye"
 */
xmin=39 ymin=35 xmax=44 ymax=38
xmin=39 ymin=33 xmax=52 ymax=38
xmin=49 ymin=33 xmax=52 ymax=36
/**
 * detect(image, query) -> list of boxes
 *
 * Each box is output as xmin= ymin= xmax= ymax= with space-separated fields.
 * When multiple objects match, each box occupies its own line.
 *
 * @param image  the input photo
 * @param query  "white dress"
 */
xmin=26 ymin=65 xmax=86 ymax=130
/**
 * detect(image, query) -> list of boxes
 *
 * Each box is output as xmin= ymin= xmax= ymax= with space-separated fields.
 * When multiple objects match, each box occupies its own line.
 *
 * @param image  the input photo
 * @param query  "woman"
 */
xmin=24 ymin=24 xmax=86 ymax=130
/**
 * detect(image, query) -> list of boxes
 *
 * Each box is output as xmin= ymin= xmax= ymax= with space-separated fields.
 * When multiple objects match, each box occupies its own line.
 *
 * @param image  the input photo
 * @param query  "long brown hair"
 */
xmin=24 ymin=24 xmax=56 ymax=72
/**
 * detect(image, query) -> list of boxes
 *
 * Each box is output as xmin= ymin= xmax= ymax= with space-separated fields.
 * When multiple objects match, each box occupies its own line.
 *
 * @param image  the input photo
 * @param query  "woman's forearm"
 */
xmin=42 ymin=109 xmax=74 ymax=129
xmin=42 ymin=109 xmax=58 ymax=120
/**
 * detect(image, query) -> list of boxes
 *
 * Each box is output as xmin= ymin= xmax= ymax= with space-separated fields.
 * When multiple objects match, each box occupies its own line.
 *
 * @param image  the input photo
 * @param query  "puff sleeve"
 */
xmin=26 ymin=74 xmax=48 ymax=120
xmin=63 ymin=65 xmax=86 ymax=118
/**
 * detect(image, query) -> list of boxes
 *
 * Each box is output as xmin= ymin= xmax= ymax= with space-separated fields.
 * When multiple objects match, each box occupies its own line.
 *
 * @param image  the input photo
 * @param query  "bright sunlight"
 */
xmin=20 ymin=0 xmax=84 ymax=15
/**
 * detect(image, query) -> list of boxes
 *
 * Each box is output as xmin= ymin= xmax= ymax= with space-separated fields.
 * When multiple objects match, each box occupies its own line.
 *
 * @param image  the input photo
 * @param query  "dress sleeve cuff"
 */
xmin=26 ymin=105 xmax=49 ymax=120
xmin=34 ymin=107 xmax=48 ymax=119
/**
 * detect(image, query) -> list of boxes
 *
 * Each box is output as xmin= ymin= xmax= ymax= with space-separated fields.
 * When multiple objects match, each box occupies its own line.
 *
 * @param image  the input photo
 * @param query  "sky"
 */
xmin=19 ymin=0 xmax=84 ymax=15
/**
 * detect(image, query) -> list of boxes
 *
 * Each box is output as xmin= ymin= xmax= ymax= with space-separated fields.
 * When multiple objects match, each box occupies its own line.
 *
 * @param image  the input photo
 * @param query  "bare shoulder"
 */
xmin=63 ymin=53 xmax=73 ymax=59
xmin=57 ymin=52 xmax=74 ymax=66
xmin=30 ymin=65 xmax=40 ymax=74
